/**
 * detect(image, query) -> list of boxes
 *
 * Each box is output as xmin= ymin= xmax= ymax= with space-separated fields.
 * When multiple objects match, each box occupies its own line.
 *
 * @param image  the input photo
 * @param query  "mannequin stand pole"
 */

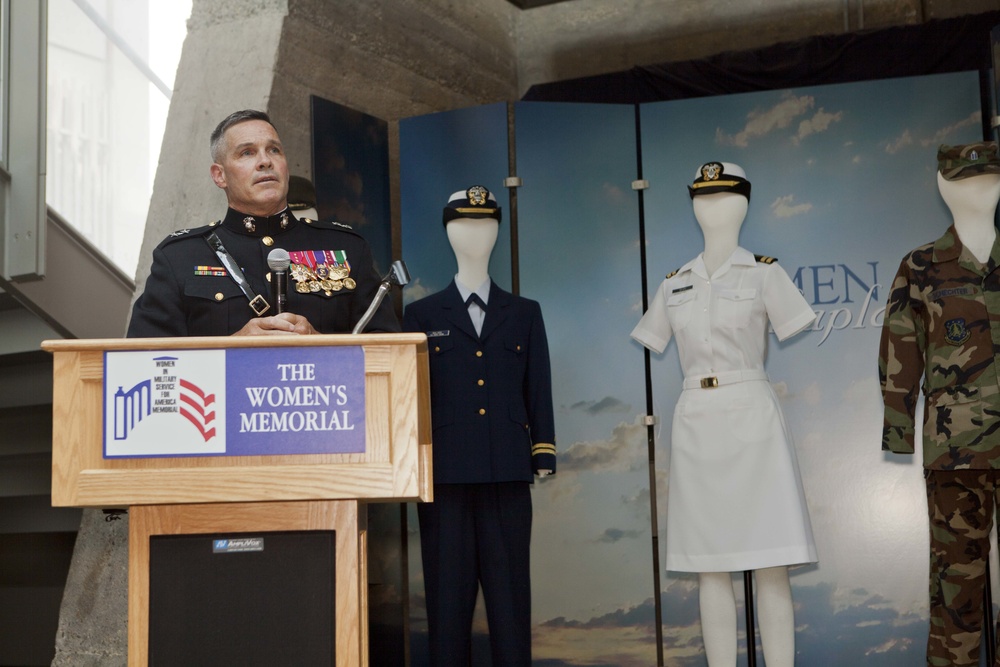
xmin=743 ymin=570 xmax=757 ymax=667
xmin=986 ymin=545 xmax=996 ymax=664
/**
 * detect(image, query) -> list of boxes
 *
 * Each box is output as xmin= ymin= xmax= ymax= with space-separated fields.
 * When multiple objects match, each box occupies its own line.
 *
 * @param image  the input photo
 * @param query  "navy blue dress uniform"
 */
xmin=128 ymin=206 xmax=400 ymax=337
xmin=402 ymin=187 xmax=555 ymax=666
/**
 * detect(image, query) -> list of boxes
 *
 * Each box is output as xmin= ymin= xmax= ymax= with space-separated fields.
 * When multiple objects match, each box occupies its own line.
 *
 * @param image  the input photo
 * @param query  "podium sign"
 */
xmin=45 ymin=333 xmax=432 ymax=507
xmin=104 ymin=346 xmax=366 ymax=458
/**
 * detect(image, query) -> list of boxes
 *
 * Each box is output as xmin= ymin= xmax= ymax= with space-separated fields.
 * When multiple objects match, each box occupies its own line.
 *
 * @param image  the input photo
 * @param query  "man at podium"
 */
xmin=127 ymin=109 xmax=399 ymax=337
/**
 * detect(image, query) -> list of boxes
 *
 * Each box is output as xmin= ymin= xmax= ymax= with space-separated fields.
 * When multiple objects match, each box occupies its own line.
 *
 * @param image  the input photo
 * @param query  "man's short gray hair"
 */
xmin=210 ymin=109 xmax=276 ymax=162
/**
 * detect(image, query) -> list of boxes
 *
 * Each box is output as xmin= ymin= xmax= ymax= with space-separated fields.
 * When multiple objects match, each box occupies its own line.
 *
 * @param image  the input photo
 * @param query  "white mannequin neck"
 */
xmin=693 ymin=193 xmax=748 ymax=276
xmin=938 ymin=172 xmax=1000 ymax=264
xmin=447 ymin=217 xmax=499 ymax=291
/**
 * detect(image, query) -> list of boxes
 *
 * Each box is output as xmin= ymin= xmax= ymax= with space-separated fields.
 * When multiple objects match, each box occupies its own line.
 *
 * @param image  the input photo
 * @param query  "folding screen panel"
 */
xmin=515 ymin=101 xmax=656 ymax=666
xmin=639 ymin=70 xmax=986 ymax=665
xmin=311 ymin=96 xmax=393 ymax=274
xmin=400 ymin=102 xmax=511 ymax=297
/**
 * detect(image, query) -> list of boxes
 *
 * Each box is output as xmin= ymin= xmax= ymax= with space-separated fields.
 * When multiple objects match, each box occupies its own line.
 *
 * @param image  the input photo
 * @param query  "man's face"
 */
xmin=210 ymin=119 xmax=289 ymax=216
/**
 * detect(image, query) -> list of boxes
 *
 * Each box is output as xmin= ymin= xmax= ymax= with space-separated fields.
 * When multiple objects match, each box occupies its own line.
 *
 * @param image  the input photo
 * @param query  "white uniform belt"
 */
xmin=683 ymin=369 xmax=768 ymax=390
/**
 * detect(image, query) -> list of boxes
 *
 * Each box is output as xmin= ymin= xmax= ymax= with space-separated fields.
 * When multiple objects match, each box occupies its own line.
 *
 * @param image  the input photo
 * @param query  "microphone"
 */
xmin=352 ymin=260 xmax=411 ymax=334
xmin=267 ymin=248 xmax=290 ymax=315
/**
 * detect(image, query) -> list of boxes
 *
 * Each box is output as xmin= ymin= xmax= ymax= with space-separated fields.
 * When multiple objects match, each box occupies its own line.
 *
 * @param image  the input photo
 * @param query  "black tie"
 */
xmin=466 ymin=293 xmax=487 ymax=310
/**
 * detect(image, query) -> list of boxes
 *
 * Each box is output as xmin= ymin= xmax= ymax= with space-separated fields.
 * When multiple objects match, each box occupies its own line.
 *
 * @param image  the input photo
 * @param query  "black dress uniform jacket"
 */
xmin=402 ymin=280 xmax=556 ymax=482
xmin=128 ymin=207 xmax=400 ymax=337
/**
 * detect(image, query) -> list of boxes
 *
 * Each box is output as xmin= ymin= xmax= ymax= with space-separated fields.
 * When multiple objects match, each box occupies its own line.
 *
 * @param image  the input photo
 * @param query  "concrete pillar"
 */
xmin=51 ymin=510 xmax=128 ymax=667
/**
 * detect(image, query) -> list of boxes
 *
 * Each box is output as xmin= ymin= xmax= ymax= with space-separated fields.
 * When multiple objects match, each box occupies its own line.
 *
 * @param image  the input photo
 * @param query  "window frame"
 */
xmin=0 ymin=0 xmax=46 ymax=281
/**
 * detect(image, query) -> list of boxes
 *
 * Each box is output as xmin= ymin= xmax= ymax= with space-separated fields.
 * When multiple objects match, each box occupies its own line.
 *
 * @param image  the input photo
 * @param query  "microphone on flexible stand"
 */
xmin=352 ymin=260 xmax=410 ymax=334
xmin=267 ymin=248 xmax=291 ymax=315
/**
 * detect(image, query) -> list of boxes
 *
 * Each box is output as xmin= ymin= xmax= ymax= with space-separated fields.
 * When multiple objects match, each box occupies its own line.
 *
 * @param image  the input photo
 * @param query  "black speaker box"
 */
xmin=148 ymin=530 xmax=336 ymax=666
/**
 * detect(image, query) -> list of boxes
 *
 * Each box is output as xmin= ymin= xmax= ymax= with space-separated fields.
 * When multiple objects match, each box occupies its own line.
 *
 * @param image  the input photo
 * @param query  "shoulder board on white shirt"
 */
xmin=665 ymin=268 xmax=681 ymax=279
xmin=754 ymin=254 xmax=777 ymax=264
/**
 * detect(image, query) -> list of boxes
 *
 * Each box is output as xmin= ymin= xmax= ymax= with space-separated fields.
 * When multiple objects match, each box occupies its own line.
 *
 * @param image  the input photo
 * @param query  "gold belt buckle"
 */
xmin=700 ymin=376 xmax=719 ymax=389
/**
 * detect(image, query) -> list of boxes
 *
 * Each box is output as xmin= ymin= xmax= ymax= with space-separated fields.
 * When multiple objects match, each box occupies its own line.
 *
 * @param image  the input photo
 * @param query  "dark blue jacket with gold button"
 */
xmin=127 ymin=207 xmax=400 ymax=337
xmin=402 ymin=280 xmax=556 ymax=483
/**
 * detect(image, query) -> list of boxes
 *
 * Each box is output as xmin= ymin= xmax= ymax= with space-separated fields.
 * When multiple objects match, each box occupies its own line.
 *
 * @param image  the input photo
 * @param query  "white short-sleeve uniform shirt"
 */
xmin=632 ymin=247 xmax=818 ymax=572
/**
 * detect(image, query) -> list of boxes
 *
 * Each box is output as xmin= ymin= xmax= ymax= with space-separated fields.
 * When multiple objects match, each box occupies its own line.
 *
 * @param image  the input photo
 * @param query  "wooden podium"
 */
xmin=42 ymin=333 xmax=432 ymax=667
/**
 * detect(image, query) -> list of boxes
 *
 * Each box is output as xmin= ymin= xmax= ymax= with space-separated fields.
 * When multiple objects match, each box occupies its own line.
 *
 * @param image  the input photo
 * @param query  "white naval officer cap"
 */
xmin=688 ymin=161 xmax=751 ymax=201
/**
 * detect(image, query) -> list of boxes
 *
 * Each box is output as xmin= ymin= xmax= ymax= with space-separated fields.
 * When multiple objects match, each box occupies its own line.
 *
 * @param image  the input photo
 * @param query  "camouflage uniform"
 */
xmin=879 ymin=225 xmax=1000 ymax=666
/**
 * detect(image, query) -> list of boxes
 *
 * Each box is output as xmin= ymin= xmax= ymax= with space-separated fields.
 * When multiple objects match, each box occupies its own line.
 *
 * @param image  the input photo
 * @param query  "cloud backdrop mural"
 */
xmin=400 ymin=70 xmax=993 ymax=665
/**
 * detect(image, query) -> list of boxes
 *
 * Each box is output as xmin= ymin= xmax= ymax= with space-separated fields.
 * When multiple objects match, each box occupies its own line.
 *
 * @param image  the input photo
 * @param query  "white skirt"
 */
xmin=665 ymin=378 xmax=817 ymax=572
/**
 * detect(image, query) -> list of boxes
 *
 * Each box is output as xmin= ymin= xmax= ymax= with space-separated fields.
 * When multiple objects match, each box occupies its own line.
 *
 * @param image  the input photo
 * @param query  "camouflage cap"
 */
xmin=937 ymin=141 xmax=1000 ymax=181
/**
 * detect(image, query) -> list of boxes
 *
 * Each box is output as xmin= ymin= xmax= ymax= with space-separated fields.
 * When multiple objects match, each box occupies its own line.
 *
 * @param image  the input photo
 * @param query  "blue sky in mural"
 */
xmin=400 ymin=102 xmax=511 ymax=300
xmin=400 ymin=70 xmax=991 ymax=665
xmin=516 ymin=101 xmax=659 ymax=665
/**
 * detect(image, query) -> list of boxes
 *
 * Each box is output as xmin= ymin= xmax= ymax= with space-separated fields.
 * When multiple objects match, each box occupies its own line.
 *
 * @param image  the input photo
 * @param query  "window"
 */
xmin=46 ymin=0 xmax=190 ymax=277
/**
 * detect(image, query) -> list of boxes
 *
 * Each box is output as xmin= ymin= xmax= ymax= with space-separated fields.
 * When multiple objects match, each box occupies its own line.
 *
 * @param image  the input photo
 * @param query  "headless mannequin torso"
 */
xmin=692 ymin=190 xmax=796 ymax=667
xmin=937 ymin=171 xmax=1000 ymax=263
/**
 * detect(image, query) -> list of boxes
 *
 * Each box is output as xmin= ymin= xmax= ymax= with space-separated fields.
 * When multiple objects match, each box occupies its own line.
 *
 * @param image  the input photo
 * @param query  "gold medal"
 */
xmin=344 ymin=278 xmax=356 ymax=290
xmin=330 ymin=280 xmax=344 ymax=291
xmin=309 ymin=281 xmax=321 ymax=292
xmin=296 ymin=283 xmax=310 ymax=294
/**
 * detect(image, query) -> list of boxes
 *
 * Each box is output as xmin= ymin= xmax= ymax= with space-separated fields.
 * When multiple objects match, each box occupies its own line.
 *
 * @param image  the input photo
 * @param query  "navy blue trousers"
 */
xmin=418 ymin=482 xmax=532 ymax=667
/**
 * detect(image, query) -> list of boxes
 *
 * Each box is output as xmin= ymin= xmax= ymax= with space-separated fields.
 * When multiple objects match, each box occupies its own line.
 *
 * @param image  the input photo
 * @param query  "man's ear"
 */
xmin=210 ymin=163 xmax=226 ymax=190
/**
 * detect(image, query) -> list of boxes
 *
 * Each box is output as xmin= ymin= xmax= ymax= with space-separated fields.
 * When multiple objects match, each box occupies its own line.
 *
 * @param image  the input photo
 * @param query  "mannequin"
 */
xmin=402 ymin=186 xmax=556 ymax=666
xmin=447 ymin=216 xmax=498 ymax=295
xmin=632 ymin=162 xmax=816 ymax=666
xmin=694 ymin=189 xmax=796 ymax=666
xmin=694 ymin=191 xmax=745 ymax=276
xmin=880 ymin=142 xmax=1000 ymax=666
xmin=937 ymin=170 xmax=1000 ymax=262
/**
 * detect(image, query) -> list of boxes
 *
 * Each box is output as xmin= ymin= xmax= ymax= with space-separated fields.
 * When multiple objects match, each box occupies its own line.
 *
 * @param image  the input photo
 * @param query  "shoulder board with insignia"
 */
xmin=754 ymin=254 xmax=777 ymax=264
xmin=301 ymin=217 xmax=352 ymax=230
xmin=160 ymin=222 xmax=219 ymax=245
xmin=300 ymin=217 xmax=364 ymax=236
xmin=666 ymin=268 xmax=680 ymax=279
